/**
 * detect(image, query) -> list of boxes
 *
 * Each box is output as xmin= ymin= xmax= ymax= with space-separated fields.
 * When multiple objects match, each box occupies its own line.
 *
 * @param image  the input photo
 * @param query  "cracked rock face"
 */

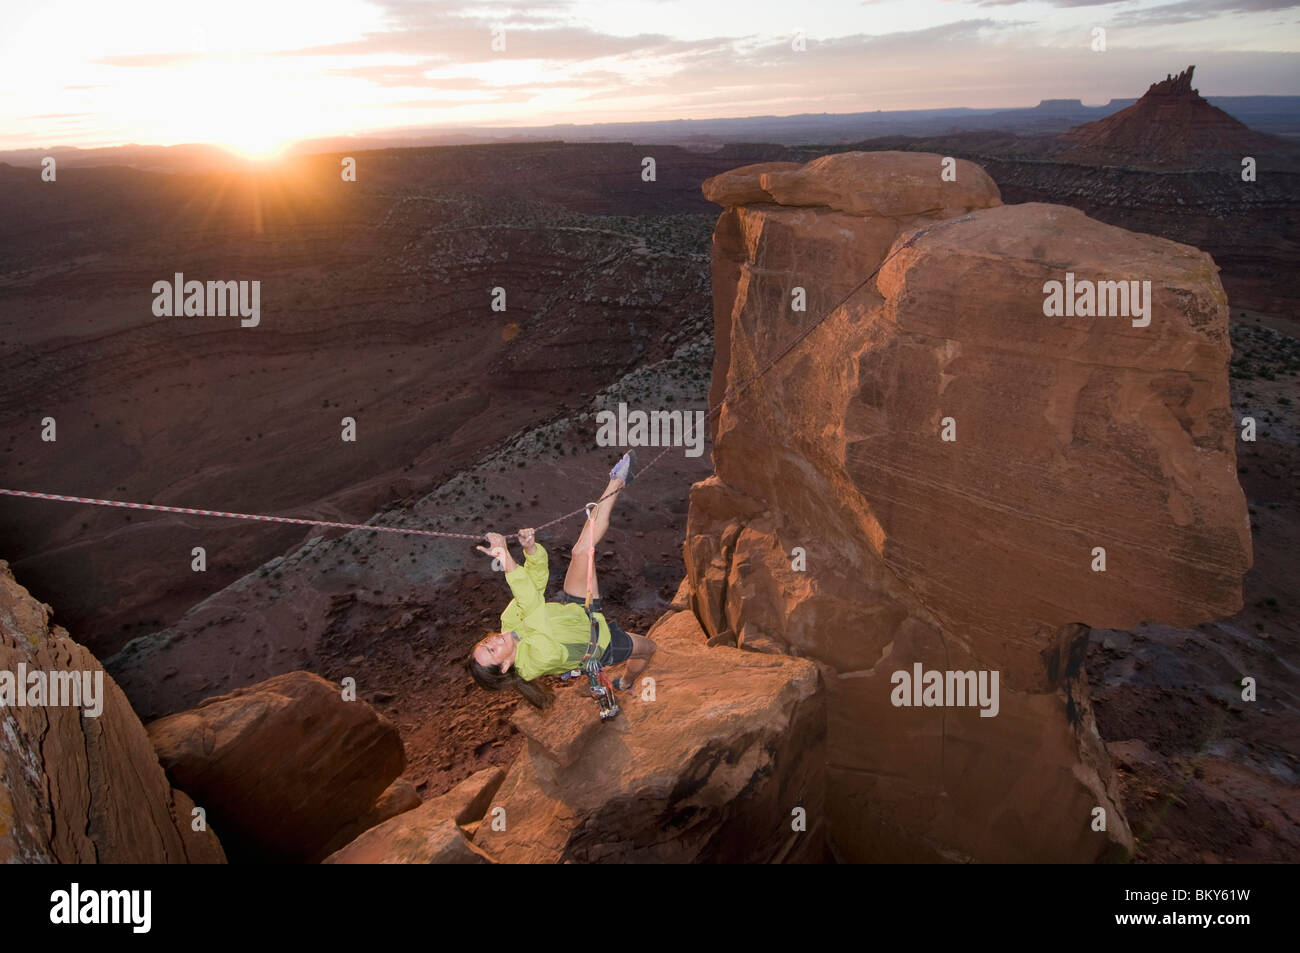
xmin=690 ymin=151 xmax=1250 ymax=861
xmin=0 ymin=559 xmax=224 ymax=863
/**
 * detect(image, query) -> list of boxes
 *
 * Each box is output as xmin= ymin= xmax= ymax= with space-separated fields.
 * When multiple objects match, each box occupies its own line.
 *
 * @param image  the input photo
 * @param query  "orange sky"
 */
xmin=4 ymin=0 xmax=1298 ymax=156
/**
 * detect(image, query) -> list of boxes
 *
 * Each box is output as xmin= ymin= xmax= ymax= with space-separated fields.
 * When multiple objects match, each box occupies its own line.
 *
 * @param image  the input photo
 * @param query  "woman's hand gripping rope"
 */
xmin=476 ymin=531 xmax=516 ymax=572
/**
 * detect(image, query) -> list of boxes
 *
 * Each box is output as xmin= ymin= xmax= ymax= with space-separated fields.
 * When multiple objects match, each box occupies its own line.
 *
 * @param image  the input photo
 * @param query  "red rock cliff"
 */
xmin=0 ymin=560 xmax=225 ymax=863
xmin=692 ymin=151 xmax=1251 ymax=862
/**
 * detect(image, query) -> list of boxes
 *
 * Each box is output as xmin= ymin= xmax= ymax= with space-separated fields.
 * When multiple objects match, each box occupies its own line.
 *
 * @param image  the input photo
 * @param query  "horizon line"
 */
xmin=9 ymin=89 xmax=1300 ymax=156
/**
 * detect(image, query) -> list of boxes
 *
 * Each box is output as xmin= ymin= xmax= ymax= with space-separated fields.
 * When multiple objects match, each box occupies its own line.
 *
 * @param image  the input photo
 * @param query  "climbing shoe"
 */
xmin=610 ymin=449 xmax=637 ymax=485
xmin=611 ymin=676 xmax=634 ymax=692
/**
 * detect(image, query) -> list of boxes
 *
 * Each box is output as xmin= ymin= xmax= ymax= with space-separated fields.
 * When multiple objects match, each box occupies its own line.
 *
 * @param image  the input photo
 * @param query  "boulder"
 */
xmin=0 ymin=560 xmax=225 ymax=863
xmin=694 ymin=150 xmax=1250 ymax=861
xmin=317 ymin=776 xmax=422 ymax=859
xmin=147 ymin=670 xmax=405 ymax=863
xmin=323 ymin=767 xmax=503 ymax=864
xmin=759 ymin=151 xmax=1000 ymax=217
xmin=472 ymin=610 xmax=826 ymax=863
xmin=701 ymin=161 xmax=802 ymax=206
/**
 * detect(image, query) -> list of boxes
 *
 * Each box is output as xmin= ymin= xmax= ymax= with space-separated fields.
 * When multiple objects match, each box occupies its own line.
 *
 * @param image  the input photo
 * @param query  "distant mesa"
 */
xmin=1058 ymin=65 xmax=1285 ymax=168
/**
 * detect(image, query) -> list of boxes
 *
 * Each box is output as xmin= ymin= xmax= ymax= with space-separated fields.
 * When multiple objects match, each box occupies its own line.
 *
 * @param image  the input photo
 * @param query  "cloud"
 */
xmin=969 ymin=0 xmax=1121 ymax=7
xmin=373 ymin=0 xmax=577 ymax=27
xmin=570 ymin=20 xmax=1028 ymax=109
xmin=968 ymin=0 xmax=1300 ymax=15
xmin=259 ymin=0 xmax=719 ymax=64
xmin=551 ymin=20 xmax=1298 ymax=119
xmin=384 ymin=91 xmax=538 ymax=108
xmin=324 ymin=63 xmax=449 ymax=87
xmin=277 ymin=23 xmax=708 ymax=63
xmin=1110 ymin=0 xmax=1300 ymax=25
xmin=94 ymin=52 xmax=208 ymax=68
xmin=326 ymin=62 xmax=627 ymax=103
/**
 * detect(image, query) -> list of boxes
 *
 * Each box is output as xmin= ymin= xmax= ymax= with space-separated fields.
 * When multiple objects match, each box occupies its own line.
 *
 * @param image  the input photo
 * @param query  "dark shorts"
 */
xmin=555 ymin=591 xmax=634 ymax=666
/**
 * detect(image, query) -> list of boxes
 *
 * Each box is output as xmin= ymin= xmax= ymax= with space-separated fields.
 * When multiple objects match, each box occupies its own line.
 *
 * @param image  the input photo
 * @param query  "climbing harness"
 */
xmin=576 ymin=501 xmax=619 ymax=721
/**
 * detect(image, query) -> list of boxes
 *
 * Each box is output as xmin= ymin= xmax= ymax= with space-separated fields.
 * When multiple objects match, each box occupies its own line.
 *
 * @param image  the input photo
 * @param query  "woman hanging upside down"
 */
xmin=467 ymin=451 xmax=657 ymax=709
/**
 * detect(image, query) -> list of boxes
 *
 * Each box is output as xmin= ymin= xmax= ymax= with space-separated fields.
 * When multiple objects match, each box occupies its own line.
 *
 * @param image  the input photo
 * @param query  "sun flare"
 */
xmin=219 ymin=130 xmax=289 ymax=161
xmin=191 ymin=55 xmax=305 ymax=161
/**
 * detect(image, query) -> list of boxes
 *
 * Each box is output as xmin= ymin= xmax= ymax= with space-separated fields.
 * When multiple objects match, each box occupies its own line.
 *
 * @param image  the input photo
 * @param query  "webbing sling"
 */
xmin=579 ymin=501 xmax=619 ymax=721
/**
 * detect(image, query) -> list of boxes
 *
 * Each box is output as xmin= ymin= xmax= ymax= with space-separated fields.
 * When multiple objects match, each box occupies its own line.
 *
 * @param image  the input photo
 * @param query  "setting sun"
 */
xmin=192 ymin=54 xmax=307 ymax=161
xmin=219 ymin=130 xmax=290 ymax=161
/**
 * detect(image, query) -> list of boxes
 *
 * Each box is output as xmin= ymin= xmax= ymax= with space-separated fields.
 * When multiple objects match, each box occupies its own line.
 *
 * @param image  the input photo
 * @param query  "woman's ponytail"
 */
xmin=510 ymin=672 xmax=555 ymax=710
xmin=467 ymin=653 xmax=555 ymax=709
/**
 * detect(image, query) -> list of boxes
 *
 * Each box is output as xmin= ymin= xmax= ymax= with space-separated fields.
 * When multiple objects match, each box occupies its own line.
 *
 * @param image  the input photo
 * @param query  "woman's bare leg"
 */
xmin=562 ymin=477 xmax=623 ymax=599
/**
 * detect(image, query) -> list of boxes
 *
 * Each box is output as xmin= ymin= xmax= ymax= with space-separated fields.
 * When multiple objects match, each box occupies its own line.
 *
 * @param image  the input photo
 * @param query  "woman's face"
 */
xmin=473 ymin=631 xmax=515 ymax=673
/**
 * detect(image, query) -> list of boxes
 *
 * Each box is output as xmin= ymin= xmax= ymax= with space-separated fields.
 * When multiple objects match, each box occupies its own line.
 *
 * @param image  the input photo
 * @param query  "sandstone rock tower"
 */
xmin=692 ymin=151 xmax=1251 ymax=861
xmin=1151 ymin=65 xmax=1199 ymax=97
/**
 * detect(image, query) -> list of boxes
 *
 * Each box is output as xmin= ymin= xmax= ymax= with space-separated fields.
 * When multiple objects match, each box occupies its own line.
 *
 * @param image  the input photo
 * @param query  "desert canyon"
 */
xmin=2 ymin=68 xmax=1297 ymax=863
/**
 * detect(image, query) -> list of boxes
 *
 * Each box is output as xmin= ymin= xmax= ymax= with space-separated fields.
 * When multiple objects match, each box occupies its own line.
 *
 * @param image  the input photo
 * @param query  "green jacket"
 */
xmin=500 ymin=543 xmax=611 ymax=681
